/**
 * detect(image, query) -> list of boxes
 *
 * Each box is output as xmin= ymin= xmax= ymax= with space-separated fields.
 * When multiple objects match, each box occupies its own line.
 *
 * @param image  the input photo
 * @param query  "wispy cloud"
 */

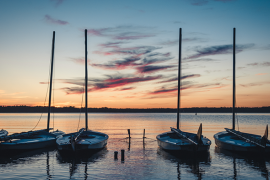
xmin=247 ymin=62 xmax=270 ymax=67
xmin=214 ymin=0 xmax=236 ymax=2
xmin=189 ymin=0 xmax=209 ymax=6
xmin=256 ymin=73 xmax=268 ymax=76
xmin=147 ymin=82 xmax=223 ymax=97
xmin=240 ymin=81 xmax=270 ymax=87
xmin=91 ymin=44 xmax=174 ymax=74
xmin=116 ymin=87 xmax=136 ymax=91
xmin=184 ymin=44 xmax=254 ymax=60
xmin=92 ymin=57 xmax=140 ymax=70
xmin=158 ymin=74 xmax=200 ymax=83
xmin=51 ymin=0 xmax=66 ymax=7
xmin=136 ymin=65 xmax=175 ymax=74
xmin=184 ymin=58 xmax=216 ymax=63
xmin=61 ymin=74 xmax=163 ymax=94
xmin=44 ymin=15 xmax=68 ymax=25
xmin=160 ymin=37 xmax=207 ymax=47
xmin=188 ymin=0 xmax=236 ymax=6
xmin=86 ymin=26 xmax=156 ymax=40
xmin=70 ymin=58 xmax=91 ymax=65
xmin=94 ymin=46 xmax=160 ymax=56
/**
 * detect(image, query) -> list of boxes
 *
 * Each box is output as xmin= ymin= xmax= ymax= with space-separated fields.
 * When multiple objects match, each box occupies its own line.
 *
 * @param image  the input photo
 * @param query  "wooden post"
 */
xmin=121 ymin=149 xmax=125 ymax=161
xmin=127 ymin=129 xmax=131 ymax=139
xmin=114 ymin=151 xmax=118 ymax=160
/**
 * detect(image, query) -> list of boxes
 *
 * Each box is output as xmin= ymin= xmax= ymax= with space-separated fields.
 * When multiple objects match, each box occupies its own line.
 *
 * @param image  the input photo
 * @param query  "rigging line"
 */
xmin=77 ymin=86 xmax=84 ymax=131
xmin=31 ymin=54 xmax=52 ymax=131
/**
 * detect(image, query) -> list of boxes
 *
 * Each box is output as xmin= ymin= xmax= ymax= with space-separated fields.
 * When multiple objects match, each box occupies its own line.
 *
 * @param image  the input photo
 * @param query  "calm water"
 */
xmin=0 ymin=113 xmax=270 ymax=179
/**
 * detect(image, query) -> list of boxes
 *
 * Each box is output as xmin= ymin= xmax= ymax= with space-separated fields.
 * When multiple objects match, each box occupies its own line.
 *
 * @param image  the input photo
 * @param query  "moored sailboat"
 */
xmin=0 ymin=31 xmax=64 ymax=151
xmin=213 ymin=28 xmax=270 ymax=152
xmin=156 ymin=28 xmax=211 ymax=152
xmin=56 ymin=29 xmax=108 ymax=153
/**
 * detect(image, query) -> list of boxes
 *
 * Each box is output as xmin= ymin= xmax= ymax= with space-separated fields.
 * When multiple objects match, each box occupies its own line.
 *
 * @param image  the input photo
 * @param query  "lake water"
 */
xmin=0 ymin=113 xmax=270 ymax=179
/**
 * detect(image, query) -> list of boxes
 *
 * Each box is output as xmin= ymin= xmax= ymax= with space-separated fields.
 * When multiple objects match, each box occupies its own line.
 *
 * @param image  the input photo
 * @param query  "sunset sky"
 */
xmin=0 ymin=0 xmax=269 ymax=108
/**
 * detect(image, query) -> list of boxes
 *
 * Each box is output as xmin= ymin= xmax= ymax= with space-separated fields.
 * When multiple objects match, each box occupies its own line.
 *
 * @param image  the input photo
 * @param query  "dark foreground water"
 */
xmin=0 ymin=113 xmax=270 ymax=179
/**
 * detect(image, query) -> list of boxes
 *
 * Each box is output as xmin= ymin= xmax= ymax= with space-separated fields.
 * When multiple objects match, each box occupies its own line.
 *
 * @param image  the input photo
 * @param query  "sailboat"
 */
xmin=214 ymin=28 xmax=270 ymax=152
xmin=0 ymin=31 xmax=64 ymax=151
xmin=56 ymin=29 xmax=109 ymax=152
xmin=156 ymin=28 xmax=211 ymax=152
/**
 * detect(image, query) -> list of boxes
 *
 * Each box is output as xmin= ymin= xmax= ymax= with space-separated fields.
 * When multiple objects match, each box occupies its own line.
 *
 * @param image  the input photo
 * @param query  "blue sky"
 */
xmin=0 ymin=0 xmax=269 ymax=108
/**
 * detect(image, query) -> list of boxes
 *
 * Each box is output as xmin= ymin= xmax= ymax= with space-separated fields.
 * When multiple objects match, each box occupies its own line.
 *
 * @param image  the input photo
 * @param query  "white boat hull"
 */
xmin=157 ymin=131 xmax=211 ymax=152
xmin=56 ymin=130 xmax=108 ymax=152
xmin=214 ymin=131 xmax=270 ymax=152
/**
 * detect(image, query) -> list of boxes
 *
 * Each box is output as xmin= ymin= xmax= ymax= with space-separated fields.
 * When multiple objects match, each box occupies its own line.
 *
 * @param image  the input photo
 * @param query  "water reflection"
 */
xmin=0 ymin=147 xmax=55 ymax=179
xmin=157 ymin=148 xmax=211 ymax=179
xmin=56 ymin=148 xmax=108 ymax=179
xmin=215 ymin=147 xmax=270 ymax=179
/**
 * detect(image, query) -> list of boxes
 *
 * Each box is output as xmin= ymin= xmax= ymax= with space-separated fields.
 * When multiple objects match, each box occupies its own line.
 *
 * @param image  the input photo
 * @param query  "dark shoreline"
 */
xmin=1 ymin=106 xmax=269 ymax=113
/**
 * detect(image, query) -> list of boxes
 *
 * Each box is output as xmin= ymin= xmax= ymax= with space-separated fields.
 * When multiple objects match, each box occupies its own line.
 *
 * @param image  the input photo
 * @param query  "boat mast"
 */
xmin=177 ymin=28 xmax=182 ymax=129
xmin=47 ymin=31 xmax=55 ymax=132
xmin=232 ymin=28 xmax=236 ymax=130
xmin=85 ymin=29 xmax=88 ymax=131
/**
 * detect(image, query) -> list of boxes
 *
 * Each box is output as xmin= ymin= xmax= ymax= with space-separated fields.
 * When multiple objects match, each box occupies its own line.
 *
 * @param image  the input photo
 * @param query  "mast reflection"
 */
xmin=215 ymin=147 xmax=270 ymax=180
xmin=157 ymin=148 xmax=211 ymax=179
xmin=56 ymin=148 xmax=108 ymax=179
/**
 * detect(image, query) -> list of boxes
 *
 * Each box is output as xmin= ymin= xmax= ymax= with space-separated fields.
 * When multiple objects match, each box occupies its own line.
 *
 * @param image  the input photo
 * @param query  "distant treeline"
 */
xmin=0 ymin=105 xmax=270 ymax=113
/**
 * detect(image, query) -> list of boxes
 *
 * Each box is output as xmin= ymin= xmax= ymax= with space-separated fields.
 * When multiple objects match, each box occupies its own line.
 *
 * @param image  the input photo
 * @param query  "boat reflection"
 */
xmin=0 ymin=146 xmax=55 ymax=164
xmin=0 ymin=147 xmax=55 ymax=179
xmin=56 ymin=148 xmax=108 ymax=179
xmin=215 ymin=146 xmax=270 ymax=179
xmin=157 ymin=147 xmax=211 ymax=180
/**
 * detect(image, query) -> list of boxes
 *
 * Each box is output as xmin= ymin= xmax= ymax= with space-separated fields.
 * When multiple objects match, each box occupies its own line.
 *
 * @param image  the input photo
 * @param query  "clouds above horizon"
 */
xmin=57 ymin=71 xmax=202 ymax=95
xmin=184 ymin=44 xmax=254 ymax=60
xmin=188 ymin=0 xmax=236 ymax=6
xmin=44 ymin=15 xmax=68 ymax=25
xmin=60 ymin=74 xmax=163 ymax=94
xmin=240 ymin=81 xmax=270 ymax=88
xmin=86 ymin=26 xmax=156 ymax=40
xmin=51 ymin=0 xmax=66 ymax=7
xmin=247 ymin=61 xmax=270 ymax=67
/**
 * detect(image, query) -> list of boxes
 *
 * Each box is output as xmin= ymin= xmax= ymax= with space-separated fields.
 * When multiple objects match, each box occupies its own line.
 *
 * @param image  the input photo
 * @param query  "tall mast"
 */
xmin=47 ymin=31 xmax=55 ymax=132
xmin=85 ymin=29 xmax=88 ymax=131
xmin=177 ymin=28 xmax=182 ymax=129
xmin=232 ymin=28 xmax=236 ymax=130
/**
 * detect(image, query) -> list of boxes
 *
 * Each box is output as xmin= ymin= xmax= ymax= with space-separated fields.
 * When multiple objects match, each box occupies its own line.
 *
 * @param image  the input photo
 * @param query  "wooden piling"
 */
xmin=127 ymin=129 xmax=131 ymax=139
xmin=121 ymin=149 xmax=125 ymax=161
xmin=114 ymin=151 xmax=118 ymax=160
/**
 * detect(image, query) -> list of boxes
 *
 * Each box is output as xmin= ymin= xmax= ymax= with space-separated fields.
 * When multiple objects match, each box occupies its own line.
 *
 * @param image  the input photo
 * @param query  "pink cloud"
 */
xmin=256 ymin=73 xmax=268 ymax=76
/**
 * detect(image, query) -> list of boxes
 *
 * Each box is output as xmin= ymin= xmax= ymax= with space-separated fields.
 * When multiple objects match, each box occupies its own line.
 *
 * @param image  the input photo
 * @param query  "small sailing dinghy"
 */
xmin=0 ymin=31 xmax=64 ymax=151
xmin=214 ymin=28 xmax=270 ymax=152
xmin=156 ymin=28 xmax=211 ymax=152
xmin=56 ymin=29 xmax=108 ymax=153
xmin=0 ymin=129 xmax=8 ymax=137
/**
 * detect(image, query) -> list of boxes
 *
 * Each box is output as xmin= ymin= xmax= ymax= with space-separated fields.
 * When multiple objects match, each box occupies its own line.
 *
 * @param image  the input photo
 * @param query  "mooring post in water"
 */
xmin=143 ymin=129 xmax=146 ymax=148
xmin=143 ymin=129 xmax=146 ymax=139
xmin=121 ymin=149 xmax=125 ymax=161
xmin=114 ymin=151 xmax=118 ymax=160
xmin=127 ymin=129 xmax=131 ymax=139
